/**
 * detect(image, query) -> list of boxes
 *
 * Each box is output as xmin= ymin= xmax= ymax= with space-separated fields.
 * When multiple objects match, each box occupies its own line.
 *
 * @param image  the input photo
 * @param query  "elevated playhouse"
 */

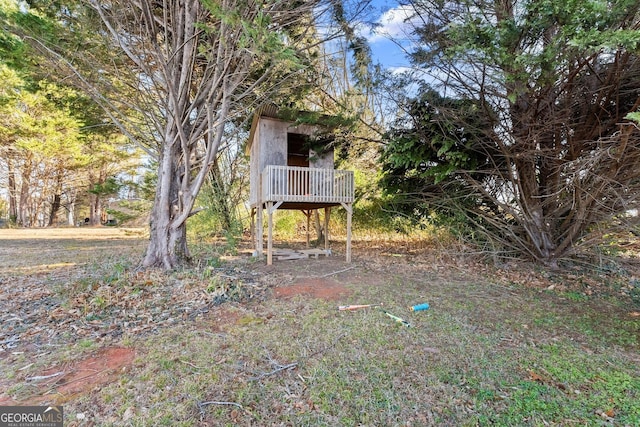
xmin=246 ymin=106 xmax=354 ymax=265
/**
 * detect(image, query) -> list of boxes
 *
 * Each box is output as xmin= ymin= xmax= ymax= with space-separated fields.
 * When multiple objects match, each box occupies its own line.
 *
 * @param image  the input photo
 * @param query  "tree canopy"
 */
xmin=381 ymin=0 xmax=640 ymax=267
xmin=0 ymin=0 xmax=143 ymax=226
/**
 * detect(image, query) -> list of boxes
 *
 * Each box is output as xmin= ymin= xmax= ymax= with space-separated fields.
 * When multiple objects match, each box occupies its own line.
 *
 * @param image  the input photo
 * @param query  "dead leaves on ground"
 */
xmin=526 ymin=370 xmax=618 ymax=422
xmin=0 ymin=266 xmax=268 ymax=357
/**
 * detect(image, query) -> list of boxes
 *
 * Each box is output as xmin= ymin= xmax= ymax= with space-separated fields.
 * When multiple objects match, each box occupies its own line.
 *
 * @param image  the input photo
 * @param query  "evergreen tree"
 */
xmin=382 ymin=0 xmax=640 ymax=266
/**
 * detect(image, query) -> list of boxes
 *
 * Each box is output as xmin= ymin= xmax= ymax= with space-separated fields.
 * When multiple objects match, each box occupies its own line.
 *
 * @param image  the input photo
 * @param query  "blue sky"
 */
xmin=357 ymin=0 xmax=417 ymax=71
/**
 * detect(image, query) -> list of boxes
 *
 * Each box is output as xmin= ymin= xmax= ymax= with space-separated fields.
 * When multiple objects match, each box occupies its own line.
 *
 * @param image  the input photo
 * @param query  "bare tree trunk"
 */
xmin=143 ymin=140 xmax=189 ymax=268
xmin=66 ymin=192 xmax=76 ymax=226
xmin=7 ymin=158 xmax=17 ymax=223
xmin=19 ymin=155 xmax=32 ymax=227
xmin=89 ymin=193 xmax=102 ymax=226
xmin=48 ymin=172 xmax=64 ymax=226
xmin=49 ymin=194 xmax=61 ymax=226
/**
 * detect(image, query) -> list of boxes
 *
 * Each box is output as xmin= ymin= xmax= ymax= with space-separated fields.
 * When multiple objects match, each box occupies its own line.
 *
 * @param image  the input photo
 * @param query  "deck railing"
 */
xmin=261 ymin=165 xmax=354 ymax=204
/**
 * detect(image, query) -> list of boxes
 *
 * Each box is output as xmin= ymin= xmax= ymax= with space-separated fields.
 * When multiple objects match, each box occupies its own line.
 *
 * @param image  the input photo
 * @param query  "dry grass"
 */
xmin=0 ymin=227 xmax=147 ymax=273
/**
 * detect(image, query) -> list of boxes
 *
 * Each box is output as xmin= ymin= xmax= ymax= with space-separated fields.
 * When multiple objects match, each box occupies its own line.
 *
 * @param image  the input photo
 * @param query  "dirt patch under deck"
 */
xmin=273 ymin=277 xmax=352 ymax=300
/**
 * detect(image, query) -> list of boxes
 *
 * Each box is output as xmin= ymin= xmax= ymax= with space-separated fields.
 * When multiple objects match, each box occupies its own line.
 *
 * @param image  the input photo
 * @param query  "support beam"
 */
xmin=302 ymin=210 xmax=312 ymax=248
xmin=267 ymin=201 xmax=274 ymax=265
xmin=267 ymin=200 xmax=283 ymax=215
xmin=341 ymin=202 xmax=353 ymax=263
xmin=250 ymin=207 xmax=255 ymax=245
xmin=324 ymin=207 xmax=330 ymax=252
xmin=255 ymin=171 xmax=264 ymax=259
xmin=255 ymin=205 xmax=263 ymax=258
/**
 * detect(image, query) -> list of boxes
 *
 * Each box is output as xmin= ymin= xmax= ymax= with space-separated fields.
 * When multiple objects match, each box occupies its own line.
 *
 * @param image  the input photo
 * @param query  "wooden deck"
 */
xmin=253 ymin=165 xmax=354 ymax=265
xmin=259 ymin=165 xmax=354 ymax=207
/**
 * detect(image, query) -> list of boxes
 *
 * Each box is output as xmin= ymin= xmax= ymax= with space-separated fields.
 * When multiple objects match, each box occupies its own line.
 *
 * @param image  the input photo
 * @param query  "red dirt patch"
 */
xmin=273 ymin=277 xmax=351 ymax=301
xmin=0 ymin=347 xmax=135 ymax=405
xmin=201 ymin=306 xmax=244 ymax=331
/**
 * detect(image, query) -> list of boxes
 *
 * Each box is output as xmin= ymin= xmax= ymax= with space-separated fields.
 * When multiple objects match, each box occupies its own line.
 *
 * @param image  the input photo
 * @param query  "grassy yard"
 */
xmin=0 ymin=228 xmax=638 ymax=426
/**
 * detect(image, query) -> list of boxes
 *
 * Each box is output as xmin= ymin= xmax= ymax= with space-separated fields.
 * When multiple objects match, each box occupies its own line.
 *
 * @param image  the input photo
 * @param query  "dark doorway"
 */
xmin=287 ymin=133 xmax=309 ymax=167
xmin=287 ymin=133 xmax=310 ymax=196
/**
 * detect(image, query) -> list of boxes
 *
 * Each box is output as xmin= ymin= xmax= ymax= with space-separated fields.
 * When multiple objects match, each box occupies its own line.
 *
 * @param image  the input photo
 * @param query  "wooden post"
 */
xmin=304 ymin=210 xmax=311 ymax=248
xmin=255 ymin=170 xmax=263 ymax=259
xmin=341 ymin=202 xmax=352 ymax=263
xmin=250 ymin=207 xmax=255 ymax=245
xmin=267 ymin=201 xmax=273 ymax=265
xmin=324 ymin=207 xmax=330 ymax=252
xmin=256 ymin=205 xmax=263 ymax=258
xmin=346 ymin=203 xmax=352 ymax=263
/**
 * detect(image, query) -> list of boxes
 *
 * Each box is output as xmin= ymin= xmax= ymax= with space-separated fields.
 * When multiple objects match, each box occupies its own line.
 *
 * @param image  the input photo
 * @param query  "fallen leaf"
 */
xmin=529 ymin=371 xmax=544 ymax=382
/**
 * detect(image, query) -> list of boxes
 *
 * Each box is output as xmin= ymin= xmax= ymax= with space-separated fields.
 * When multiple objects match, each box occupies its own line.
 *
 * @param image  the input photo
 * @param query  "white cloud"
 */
xmin=388 ymin=65 xmax=414 ymax=75
xmin=368 ymin=4 xmax=417 ymax=43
